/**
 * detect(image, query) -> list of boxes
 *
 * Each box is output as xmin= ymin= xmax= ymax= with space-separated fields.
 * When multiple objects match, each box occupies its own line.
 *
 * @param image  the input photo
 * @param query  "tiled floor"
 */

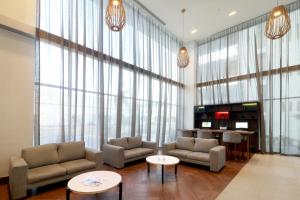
xmin=217 ymin=154 xmax=300 ymax=200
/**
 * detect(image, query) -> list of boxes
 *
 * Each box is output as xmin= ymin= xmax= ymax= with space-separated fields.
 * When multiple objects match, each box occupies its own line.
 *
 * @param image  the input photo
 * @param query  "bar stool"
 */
xmin=197 ymin=130 xmax=213 ymax=139
xmin=222 ymin=131 xmax=243 ymax=160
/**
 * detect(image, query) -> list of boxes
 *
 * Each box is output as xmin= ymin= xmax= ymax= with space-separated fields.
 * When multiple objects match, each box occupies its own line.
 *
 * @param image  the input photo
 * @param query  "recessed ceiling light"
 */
xmin=228 ymin=11 xmax=237 ymax=16
xmin=191 ymin=29 xmax=197 ymax=34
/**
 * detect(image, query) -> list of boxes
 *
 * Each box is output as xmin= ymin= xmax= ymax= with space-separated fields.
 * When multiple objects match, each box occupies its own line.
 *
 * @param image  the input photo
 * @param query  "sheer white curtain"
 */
xmin=196 ymin=1 xmax=300 ymax=155
xmin=35 ymin=0 xmax=184 ymax=149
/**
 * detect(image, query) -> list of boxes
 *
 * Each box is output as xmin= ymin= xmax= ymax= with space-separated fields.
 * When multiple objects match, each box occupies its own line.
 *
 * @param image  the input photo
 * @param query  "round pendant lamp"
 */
xmin=105 ymin=0 xmax=126 ymax=32
xmin=177 ymin=9 xmax=190 ymax=68
xmin=265 ymin=4 xmax=291 ymax=40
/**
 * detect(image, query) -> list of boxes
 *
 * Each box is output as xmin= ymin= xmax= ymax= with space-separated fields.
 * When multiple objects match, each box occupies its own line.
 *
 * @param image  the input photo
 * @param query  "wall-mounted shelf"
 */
xmin=194 ymin=101 xmax=260 ymax=152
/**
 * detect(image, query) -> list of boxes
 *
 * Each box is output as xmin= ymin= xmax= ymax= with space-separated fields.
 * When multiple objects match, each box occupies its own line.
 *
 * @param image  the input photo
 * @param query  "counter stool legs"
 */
xmin=175 ymin=164 xmax=177 ymax=175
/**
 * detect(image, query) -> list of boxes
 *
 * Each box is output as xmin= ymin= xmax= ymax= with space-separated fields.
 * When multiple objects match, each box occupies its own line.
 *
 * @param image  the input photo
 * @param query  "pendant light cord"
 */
xmin=181 ymin=9 xmax=186 ymax=45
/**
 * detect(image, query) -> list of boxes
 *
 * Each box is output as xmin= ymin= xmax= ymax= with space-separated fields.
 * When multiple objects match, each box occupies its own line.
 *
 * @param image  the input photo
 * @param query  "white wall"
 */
xmin=0 ymin=0 xmax=36 ymax=27
xmin=0 ymin=0 xmax=36 ymax=178
xmin=183 ymin=41 xmax=197 ymax=129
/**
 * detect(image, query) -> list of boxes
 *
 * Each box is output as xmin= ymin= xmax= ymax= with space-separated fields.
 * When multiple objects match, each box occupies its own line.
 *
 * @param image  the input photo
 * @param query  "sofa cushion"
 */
xmin=124 ymin=149 xmax=141 ymax=160
xmin=109 ymin=138 xmax=129 ymax=149
xmin=135 ymin=148 xmax=154 ymax=156
xmin=167 ymin=149 xmax=191 ymax=158
xmin=127 ymin=136 xmax=142 ymax=149
xmin=22 ymin=144 xmax=59 ymax=169
xmin=194 ymin=138 xmax=218 ymax=153
xmin=124 ymin=148 xmax=153 ymax=160
xmin=60 ymin=159 xmax=96 ymax=174
xmin=187 ymin=152 xmax=210 ymax=162
xmin=58 ymin=141 xmax=85 ymax=162
xmin=176 ymin=137 xmax=195 ymax=151
xmin=27 ymin=164 xmax=66 ymax=184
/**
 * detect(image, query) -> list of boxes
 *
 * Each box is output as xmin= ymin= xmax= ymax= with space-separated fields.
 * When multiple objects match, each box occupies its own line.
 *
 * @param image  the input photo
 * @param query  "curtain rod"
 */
xmin=0 ymin=23 xmax=35 ymax=39
xmin=132 ymin=0 xmax=166 ymax=26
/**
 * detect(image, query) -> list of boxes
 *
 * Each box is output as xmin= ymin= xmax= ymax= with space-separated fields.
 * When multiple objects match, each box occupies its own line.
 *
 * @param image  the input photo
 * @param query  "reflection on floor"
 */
xmin=0 ymin=159 xmax=246 ymax=200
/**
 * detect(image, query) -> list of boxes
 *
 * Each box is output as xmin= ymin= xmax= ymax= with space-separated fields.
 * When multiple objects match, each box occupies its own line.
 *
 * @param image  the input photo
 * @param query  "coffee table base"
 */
xmin=147 ymin=163 xmax=178 ymax=184
xmin=66 ymin=182 xmax=122 ymax=200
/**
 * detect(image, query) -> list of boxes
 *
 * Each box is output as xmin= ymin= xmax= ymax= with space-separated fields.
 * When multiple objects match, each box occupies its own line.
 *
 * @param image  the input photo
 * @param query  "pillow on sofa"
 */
xmin=127 ymin=136 xmax=142 ymax=149
xmin=58 ymin=141 xmax=85 ymax=162
xmin=176 ymin=137 xmax=195 ymax=151
xmin=194 ymin=138 xmax=218 ymax=153
xmin=109 ymin=138 xmax=129 ymax=149
xmin=22 ymin=144 xmax=59 ymax=169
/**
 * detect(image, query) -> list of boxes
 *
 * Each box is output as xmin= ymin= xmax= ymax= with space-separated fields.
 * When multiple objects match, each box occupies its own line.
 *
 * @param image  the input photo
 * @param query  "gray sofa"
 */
xmin=164 ymin=137 xmax=225 ymax=172
xmin=103 ymin=136 xmax=156 ymax=168
xmin=9 ymin=141 xmax=103 ymax=200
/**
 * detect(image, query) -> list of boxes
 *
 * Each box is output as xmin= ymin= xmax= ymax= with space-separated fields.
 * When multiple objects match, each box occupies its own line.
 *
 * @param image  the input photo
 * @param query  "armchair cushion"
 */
xmin=167 ymin=149 xmax=191 ymax=158
xmin=109 ymin=138 xmax=129 ymax=149
xmin=124 ymin=148 xmax=153 ymax=160
xmin=22 ymin=144 xmax=59 ymax=169
xmin=187 ymin=152 xmax=210 ymax=162
xmin=58 ymin=141 xmax=85 ymax=162
xmin=60 ymin=159 xmax=95 ymax=174
xmin=194 ymin=138 xmax=218 ymax=153
xmin=128 ymin=136 xmax=142 ymax=149
xmin=27 ymin=164 xmax=66 ymax=184
xmin=176 ymin=137 xmax=195 ymax=151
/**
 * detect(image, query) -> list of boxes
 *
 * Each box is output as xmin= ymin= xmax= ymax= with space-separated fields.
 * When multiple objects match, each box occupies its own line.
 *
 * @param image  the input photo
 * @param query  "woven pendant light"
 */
xmin=177 ymin=46 xmax=190 ymax=68
xmin=265 ymin=5 xmax=291 ymax=40
xmin=105 ymin=0 xmax=126 ymax=32
xmin=177 ymin=9 xmax=189 ymax=68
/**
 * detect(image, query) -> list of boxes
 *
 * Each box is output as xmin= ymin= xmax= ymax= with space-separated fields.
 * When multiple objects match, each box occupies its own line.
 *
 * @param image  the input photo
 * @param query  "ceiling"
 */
xmin=138 ymin=0 xmax=296 ymax=42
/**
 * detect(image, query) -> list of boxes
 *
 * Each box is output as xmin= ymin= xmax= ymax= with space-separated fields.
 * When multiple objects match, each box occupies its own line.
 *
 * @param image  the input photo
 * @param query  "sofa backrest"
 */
xmin=109 ymin=138 xmax=129 ymax=149
xmin=176 ymin=137 xmax=195 ymax=151
xmin=127 ymin=136 xmax=142 ymax=149
xmin=22 ymin=144 xmax=59 ymax=169
xmin=194 ymin=138 xmax=218 ymax=153
xmin=58 ymin=141 xmax=86 ymax=162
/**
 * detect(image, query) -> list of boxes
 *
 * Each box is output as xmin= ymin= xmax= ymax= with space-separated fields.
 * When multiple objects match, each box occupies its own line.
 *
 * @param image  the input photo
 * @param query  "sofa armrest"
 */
xmin=209 ymin=145 xmax=226 ymax=172
xmin=103 ymin=144 xmax=125 ymax=168
xmin=163 ymin=142 xmax=176 ymax=154
xmin=142 ymin=141 xmax=157 ymax=150
xmin=9 ymin=156 xmax=28 ymax=200
xmin=86 ymin=148 xmax=103 ymax=170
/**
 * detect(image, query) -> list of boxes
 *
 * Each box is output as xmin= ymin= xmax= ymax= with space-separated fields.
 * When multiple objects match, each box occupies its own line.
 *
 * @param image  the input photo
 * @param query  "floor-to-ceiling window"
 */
xmin=34 ymin=0 xmax=184 ymax=149
xmin=196 ymin=1 xmax=300 ymax=155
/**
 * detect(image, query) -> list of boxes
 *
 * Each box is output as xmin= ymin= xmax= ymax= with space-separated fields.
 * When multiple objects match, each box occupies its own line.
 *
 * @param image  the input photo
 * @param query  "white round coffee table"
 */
xmin=146 ymin=155 xmax=180 ymax=184
xmin=66 ymin=171 xmax=122 ymax=200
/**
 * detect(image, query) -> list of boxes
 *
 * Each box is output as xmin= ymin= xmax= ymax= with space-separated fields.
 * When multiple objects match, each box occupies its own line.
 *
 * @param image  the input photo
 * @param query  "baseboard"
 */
xmin=0 ymin=176 xmax=8 ymax=185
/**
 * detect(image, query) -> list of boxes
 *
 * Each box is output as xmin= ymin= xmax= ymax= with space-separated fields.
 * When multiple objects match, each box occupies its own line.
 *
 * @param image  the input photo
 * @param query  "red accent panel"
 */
xmin=215 ymin=112 xmax=229 ymax=120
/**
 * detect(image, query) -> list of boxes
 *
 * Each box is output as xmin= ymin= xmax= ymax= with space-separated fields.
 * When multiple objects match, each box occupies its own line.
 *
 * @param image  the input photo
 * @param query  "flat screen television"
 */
xmin=235 ymin=122 xmax=248 ymax=129
xmin=202 ymin=122 xmax=211 ymax=128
